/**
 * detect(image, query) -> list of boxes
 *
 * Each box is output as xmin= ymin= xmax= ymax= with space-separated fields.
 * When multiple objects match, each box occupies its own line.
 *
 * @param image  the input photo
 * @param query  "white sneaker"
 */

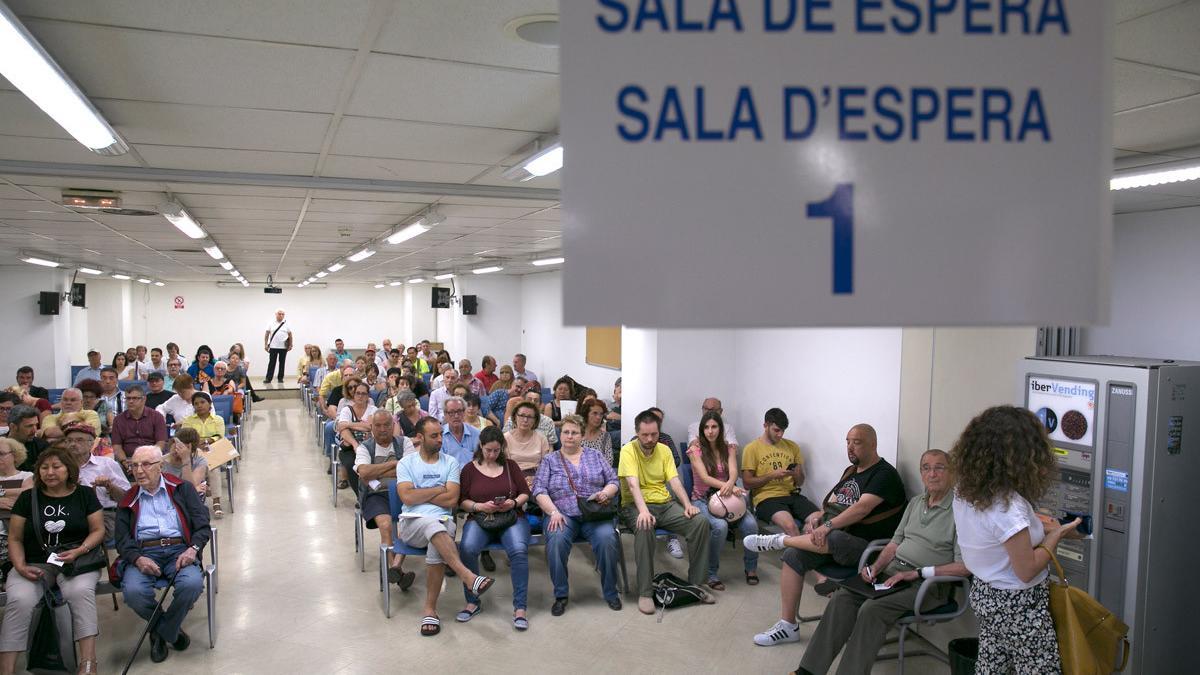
xmin=754 ymin=619 xmax=801 ymax=646
xmin=744 ymin=533 xmax=787 ymax=552
xmin=666 ymin=536 xmax=684 ymax=559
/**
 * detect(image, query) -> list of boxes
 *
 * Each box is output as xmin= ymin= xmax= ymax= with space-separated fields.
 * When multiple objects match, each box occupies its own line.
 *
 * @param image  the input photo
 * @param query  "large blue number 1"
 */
xmin=806 ymin=183 xmax=854 ymax=294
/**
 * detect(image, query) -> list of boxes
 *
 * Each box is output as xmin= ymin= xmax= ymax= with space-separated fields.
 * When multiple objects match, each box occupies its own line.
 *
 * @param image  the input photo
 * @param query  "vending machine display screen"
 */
xmin=1027 ymin=376 xmax=1098 ymax=447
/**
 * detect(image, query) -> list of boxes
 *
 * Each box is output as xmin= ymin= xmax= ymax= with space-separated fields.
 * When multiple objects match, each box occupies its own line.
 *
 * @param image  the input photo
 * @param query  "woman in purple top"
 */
xmin=532 ymin=415 xmax=622 ymax=615
xmin=688 ymin=411 xmax=759 ymax=589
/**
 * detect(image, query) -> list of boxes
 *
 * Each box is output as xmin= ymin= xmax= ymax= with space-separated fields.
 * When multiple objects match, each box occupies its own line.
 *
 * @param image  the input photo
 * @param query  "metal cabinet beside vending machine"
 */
xmin=1018 ymin=356 xmax=1199 ymax=675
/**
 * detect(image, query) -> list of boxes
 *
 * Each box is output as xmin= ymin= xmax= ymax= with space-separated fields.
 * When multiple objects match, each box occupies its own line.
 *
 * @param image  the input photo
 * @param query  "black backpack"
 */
xmin=651 ymin=572 xmax=708 ymax=622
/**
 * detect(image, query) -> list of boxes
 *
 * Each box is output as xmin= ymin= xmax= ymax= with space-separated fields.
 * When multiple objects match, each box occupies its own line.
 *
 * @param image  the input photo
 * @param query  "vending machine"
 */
xmin=1018 ymin=356 xmax=1199 ymax=674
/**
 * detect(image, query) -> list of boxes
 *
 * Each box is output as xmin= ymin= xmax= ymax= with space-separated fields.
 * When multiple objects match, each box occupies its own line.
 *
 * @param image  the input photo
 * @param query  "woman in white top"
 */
xmin=156 ymin=374 xmax=197 ymax=429
xmin=336 ymin=381 xmax=377 ymax=492
xmin=0 ymin=438 xmax=34 ymax=581
xmin=950 ymin=406 xmax=1081 ymax=675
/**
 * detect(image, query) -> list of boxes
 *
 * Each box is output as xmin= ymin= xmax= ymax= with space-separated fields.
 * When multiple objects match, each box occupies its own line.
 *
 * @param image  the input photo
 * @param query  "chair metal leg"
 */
xmin=210 ymin=527 xmax=220 ymax=594
xmin=355 ymin=509 xmax=365 ymax=572
xmin=380 ymin=545 xmax=392 ymax=619
xmin=204 ymin=565 xmax=217 ymax=648
xmin=330 ymin=444 xmax=339 ymax=508
xmin=897 ymin=624 xmax=908 ymax=674
xmin=615 ymin=532 xmax=632 ymax=599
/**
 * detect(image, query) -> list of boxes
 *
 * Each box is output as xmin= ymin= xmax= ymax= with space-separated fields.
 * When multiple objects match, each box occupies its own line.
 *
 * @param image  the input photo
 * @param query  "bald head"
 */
xmin=846 ymin=423 xmax=879 ymax=467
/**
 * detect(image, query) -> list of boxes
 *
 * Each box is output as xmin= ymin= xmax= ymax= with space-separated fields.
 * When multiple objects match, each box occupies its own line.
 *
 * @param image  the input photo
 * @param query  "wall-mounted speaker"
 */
xmin=39 ymin=291 xmax=61 ymax=315
xmin=462 ymin=295 xmax=478 ymax=315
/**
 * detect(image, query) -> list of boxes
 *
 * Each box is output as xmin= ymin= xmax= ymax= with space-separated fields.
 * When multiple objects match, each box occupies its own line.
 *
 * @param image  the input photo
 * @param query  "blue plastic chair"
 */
xmin=70 ymin=365 xmax=86 ymax=383
xmin=381 ymin=479 xmax=428 ymax=618
xmin=418 ymin=395 xmax=429 ymax=411
xmin=46 ymin=388 xmax=65 ymax=404
xmin=117 ymin=379 xmax=147 ymax=392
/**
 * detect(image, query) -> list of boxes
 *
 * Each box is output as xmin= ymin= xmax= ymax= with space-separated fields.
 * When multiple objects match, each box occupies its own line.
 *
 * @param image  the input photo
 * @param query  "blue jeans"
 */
xmin=120 ymin=544 xmax=204 ymax=643
xmin=544 ymin=516 xmax=620 ymax=602
xmin=458 ymin=516 xmax=530 ymax=610
xmin=695 ymin=498 xmax=759 ymax=579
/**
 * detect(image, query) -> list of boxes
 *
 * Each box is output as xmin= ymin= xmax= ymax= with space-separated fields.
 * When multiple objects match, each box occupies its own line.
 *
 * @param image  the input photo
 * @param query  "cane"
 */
xmin=120 ymin=563 xmax=183 ymax=675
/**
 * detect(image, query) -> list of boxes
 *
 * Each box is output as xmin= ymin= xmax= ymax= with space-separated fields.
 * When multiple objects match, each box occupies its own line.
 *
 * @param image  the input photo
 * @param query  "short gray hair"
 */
xmin=62 ymin=387 xmax=82 ymax=399
xmin=444 ymin=396 xmax=466 ymax=412
xmin=396 ymin=391 xmax=418 ymax=405
xmin=371 ymin=408 xmax=394 ymax=423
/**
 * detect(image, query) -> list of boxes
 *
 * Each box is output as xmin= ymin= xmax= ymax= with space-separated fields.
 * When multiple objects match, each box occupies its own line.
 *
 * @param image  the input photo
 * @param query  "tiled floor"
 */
xmin=87 ymin=399 xmax=951 ymax=674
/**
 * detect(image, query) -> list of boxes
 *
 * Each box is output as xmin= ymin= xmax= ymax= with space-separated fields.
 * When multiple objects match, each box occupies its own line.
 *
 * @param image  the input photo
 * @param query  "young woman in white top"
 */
xmin=950 ymin=406 xmax=1081 ymax=675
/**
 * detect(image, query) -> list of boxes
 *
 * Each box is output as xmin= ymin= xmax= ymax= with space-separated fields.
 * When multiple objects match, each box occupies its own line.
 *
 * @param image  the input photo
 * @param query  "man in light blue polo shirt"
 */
xmin=440 ymin=396 xmax=479 ymax=466
xmin=73 ymin=350 xmax=105 ymax=385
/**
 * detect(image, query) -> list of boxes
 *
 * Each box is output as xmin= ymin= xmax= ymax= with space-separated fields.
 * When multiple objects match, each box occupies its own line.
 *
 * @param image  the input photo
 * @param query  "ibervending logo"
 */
xmin=1030 ymin=379 xmax=1096 ymax=403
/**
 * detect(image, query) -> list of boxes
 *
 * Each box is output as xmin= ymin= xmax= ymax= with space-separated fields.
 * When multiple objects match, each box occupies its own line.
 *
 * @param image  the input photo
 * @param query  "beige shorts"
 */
xmin=397 ymin=516 xmax=456 ymax=565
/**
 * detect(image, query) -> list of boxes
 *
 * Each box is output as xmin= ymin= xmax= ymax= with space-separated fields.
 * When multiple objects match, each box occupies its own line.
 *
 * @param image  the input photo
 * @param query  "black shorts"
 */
xmin=361 ymin=492 xmax=390 ymax=528
xmin=781 ymin=530 xmax=869 ymax=575
xmin=754 ymin=493 xmax=819 ymax=525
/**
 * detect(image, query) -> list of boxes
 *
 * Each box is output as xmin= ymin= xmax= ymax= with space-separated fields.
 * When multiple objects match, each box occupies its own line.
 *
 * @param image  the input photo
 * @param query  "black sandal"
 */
xmin=745 ymin=571 xmax=760 ymax=585
xmin=420 ymin=615 xmax=441 ymax=636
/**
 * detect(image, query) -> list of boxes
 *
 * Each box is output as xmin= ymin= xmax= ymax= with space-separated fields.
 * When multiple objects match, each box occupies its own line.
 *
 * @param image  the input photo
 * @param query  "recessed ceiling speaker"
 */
xmin=505 ymin=14 xmax=558 ymax=46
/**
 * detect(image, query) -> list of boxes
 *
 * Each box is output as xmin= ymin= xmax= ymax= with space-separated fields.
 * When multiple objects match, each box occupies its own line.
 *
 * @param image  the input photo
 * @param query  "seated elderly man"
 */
xmin=40 ymin=388 xmax=102 ymax=440
xmin=427 ymin=364 xmax=459 ymax=421
xmin=62 ymin=421 xmax=129 ymax=540
xmin=354 ymin=409 xmax=417 ymax=590
xmin=116 ymin=445 xmax=211 ymax=663
xmin=791 ymin=450 xmax=967 ymax=675
xmin=396 ymin=417 xmax=494 ymax=637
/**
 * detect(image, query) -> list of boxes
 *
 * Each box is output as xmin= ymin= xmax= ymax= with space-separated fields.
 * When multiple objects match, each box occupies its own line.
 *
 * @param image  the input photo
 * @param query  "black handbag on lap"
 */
xmin=558 ymin=452 xmax=617 ymax=523
xmin=470 ymin=467 xmax=519 ymax=534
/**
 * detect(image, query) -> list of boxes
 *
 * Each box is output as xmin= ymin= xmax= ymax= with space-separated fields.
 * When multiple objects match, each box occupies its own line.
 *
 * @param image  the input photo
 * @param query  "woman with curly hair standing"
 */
xmin=950 ymin=405 xmax=1081 ymax=674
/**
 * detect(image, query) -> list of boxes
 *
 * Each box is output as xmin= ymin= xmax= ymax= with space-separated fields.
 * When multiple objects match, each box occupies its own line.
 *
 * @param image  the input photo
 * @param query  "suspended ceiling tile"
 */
xmin=320 ymin=155 xmax=490 ymax=183
xmin=104 ymin=100 xmax=333 ymax=154
xmin=135 ymin=145 xmax=319 ymax=175
xmin=332 ymin=116 xmax=537 ymax=165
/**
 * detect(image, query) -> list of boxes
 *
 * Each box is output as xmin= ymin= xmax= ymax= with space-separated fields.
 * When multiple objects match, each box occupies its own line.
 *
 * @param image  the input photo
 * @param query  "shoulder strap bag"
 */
xmin=1042 ymin=545 xmax=1131 ymax=674
xmin=470 ymin=465 xmax=519 ymax=534
xmin=267 ymin=321 xmax=286 ymax=347
xmin=559 ymin=452 xmax=618 ymax=523
xmin=30 ymin=488 xmax=107 ymax=577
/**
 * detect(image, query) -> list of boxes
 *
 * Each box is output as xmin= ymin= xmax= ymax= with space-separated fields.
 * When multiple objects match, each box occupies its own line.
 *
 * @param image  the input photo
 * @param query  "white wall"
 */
xmin=1082 ymin=206 xmax=1200 ymax=361
xmin=81 ymin=279 xmax=127 ymax=362
xmin=436 ymin=275 xmax=523 ymax=368
xmin=0 ymin=267 xmax=75 ymax=387
xmin=126 ymin=283 xmax=409 ymax=376
xmin=520 ymin=271 xmax=621 ymax=396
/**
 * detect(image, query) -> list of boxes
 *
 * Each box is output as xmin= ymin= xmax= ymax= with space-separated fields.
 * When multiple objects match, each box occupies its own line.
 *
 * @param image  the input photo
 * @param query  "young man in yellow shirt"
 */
xmin=741 ymin=408 xmax=816 ymax=536
xmin=618 ymin=409 xmax=714 ymax=615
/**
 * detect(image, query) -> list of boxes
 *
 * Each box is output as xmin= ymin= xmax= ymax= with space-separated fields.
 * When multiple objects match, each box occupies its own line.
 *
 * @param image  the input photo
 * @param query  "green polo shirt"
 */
xmin=888 ymin=492 xmax=961 ymax=571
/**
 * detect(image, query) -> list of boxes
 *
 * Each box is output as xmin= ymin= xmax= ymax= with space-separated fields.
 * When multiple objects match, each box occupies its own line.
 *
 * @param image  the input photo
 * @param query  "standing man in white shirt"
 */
xmin=263 ymin=308 xmax=293 ymax=384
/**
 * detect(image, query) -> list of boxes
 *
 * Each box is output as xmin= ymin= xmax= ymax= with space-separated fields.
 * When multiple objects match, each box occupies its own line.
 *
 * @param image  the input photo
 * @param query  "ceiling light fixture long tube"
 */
xmin=1111 ymin=161 xmax=1200 ymax=191
xmin=161 ymin=203 xmax=207 ymax=239
xmin=0 ymin=3 xmax=128 ymax=155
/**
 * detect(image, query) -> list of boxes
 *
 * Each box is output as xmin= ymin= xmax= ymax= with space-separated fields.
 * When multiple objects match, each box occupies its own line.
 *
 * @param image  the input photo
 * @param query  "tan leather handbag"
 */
xmin=1042 ymin=545 xmax=1130 ymax=674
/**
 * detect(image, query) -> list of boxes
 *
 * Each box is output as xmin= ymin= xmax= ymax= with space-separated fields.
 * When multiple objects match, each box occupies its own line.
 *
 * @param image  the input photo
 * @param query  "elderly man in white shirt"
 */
xmin=427 ymin=366 xmax=460 ymax=422
xmin=63 ymin=420 xmax=130 ymax=539
xmin=355 ymin=409 xmax=417 ymax=589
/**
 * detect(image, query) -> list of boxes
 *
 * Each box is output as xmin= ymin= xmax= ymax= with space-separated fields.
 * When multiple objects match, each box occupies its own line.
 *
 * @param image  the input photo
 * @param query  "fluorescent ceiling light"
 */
xmin=111 ymin=273 xmax=131 ymax=280
xmin=373 ymin=283 xmax=385 ymax=289
xmin=297 ymin=283 xmax=305 ymax=288
xmin=315 ymin=271 xmax=328 ymax=278
xmin=307 ymin=277 xmax=316 ymax=283
xmin=229 ymin=269 xmax=239 ymax=277
xmin=531 ymin=256 xmax=565 ymax=266
xmin=154 ymin=281 xmax=164 ymax=287
xmin=240 ymin=279 xmax=249 ymax=287
xmin=434 ymin=273 xmax=455 ymax=281
xmin=137 ymin=278 xmax=152 ymax=284
xmin=388 ymin=280 xmax=403 ymax=287
xmin=219 ymin=261 xmax=234 ymax=270
xmin=385 ymin=220 xmax=429 ymax=245
xmin=0 ymin=4 xmax=127 ymax=155
xmin=503 ymin=139 xmax=563 ymax=181
xmin=161 ymin=203 xmax=207 ymax=239
xmin=408 ymin=278 xmax=425 ymax=284
xmin=1110 ymin=162 xmax=1200 ymax=191
xmin=77 ymin=267 xmax=102 ymax=275
xmin=203 ymin=244 xmax=223 ymax=260
xmin=327 ymin=262 xmax=346 ymax=272
xmin=347 ymin=248 xmax=375 ymax=262
xmin=21 ymin=255 xmax=60 ymax=268
xmin=472 ymin=266 xmax=503 ymax=275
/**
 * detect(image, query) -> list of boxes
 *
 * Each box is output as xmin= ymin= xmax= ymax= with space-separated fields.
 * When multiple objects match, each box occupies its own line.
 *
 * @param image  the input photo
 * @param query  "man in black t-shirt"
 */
xmin=745 ymin=424 xmax=907 ymax=647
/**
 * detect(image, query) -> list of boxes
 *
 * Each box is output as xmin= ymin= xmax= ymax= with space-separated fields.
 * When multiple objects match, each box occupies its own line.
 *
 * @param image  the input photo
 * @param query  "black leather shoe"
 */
xmin=551 ymin=597 xmax=568 ymax=616
xmin=172 ymin=630 xmax=191 ymax=652
xmin=150 ymin=633 xmax=168 ymax=663
xmin=480 ymin=550 xmax=496 ymax=572
xmin=607 ymin=597 xmax=623 ymax=611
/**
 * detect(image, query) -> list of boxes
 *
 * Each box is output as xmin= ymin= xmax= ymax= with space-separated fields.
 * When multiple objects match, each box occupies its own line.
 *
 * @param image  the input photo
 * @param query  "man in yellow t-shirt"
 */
xmin=741 ymin=408 xmax=816 ymax=536
xmin=618 ymin=409 xmax=713 ymax=614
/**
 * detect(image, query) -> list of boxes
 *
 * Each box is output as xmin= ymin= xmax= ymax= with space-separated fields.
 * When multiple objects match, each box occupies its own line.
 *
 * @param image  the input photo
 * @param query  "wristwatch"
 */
xmin=823 ymin=519 xmax=834 ymax=529
xmin=191 ymin=544 xmax=201 ymax=553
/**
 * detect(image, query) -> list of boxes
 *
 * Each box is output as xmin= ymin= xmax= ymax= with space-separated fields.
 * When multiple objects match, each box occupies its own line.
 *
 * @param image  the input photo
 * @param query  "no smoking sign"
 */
xmin=173 ymin=296 xmax=185 ymax=310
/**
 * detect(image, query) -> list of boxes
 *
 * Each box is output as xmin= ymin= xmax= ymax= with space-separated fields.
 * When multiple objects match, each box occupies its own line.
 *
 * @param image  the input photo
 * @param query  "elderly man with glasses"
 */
xmin=62 ymin=421 xmax=129 ymax=540
xmin=115 ymin=445 xmax=211 ymax=664
xmin=40 ymin=388 xmax=103 ymax=441
xmin=111 ymin=385 xmax=168 ymax=467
